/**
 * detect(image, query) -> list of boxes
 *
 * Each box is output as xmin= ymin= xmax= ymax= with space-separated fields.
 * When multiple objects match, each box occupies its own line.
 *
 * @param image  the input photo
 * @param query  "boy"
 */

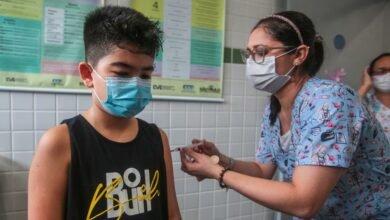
xmin=28 ymin=6 xmax=181 ymax=220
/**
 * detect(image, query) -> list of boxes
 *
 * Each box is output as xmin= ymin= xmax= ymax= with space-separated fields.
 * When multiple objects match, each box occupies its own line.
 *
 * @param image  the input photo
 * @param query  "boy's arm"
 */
xmin=159 ymin=129 xmax=182 ymax=220
xmin=28 ymin=124 xmax=70 ymax=220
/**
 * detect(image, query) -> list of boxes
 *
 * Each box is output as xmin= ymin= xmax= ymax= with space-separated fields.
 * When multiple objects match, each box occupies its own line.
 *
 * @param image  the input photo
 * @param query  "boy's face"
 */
xmin=85 ymin=45 xmax=155 ymax=102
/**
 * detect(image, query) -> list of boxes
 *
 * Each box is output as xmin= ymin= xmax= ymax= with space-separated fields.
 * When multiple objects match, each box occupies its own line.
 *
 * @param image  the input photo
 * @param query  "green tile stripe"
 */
xmin=224 ymin=47 xmax=232 ymax=63
xmin=232 ymin=48 xmax=244 ymax=64
xmin=223 ymin=47 xmax=244 ymax=64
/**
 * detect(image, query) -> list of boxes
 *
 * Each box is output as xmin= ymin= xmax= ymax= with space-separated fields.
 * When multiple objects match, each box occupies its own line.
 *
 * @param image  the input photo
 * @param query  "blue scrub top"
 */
xmin=256 ymin=78 xmax=390 ymax=219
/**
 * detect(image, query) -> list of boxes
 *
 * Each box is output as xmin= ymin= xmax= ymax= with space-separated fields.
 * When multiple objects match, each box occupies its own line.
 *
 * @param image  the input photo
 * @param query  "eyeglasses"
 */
xmin=371 ymin=67 xmax=390 ymax=76
xmin=240 ymin=45 xmax=296 ymax=64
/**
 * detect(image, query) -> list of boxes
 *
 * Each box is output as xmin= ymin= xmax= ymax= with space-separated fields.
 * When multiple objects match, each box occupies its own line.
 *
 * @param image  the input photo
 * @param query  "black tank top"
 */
xmin=62 ymin=115 xmax=168 ymax=220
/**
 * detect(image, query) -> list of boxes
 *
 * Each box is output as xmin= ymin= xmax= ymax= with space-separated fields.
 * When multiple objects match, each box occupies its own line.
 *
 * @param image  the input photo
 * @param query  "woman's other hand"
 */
xmin=191 ymin=138 xmax=220 ymax=157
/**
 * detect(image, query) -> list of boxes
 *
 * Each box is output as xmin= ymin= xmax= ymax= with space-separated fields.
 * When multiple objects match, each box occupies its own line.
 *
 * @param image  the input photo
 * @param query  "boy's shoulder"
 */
xmin=33 ymin=123 xmax=71 ymax=171
xmin=136 ymin=117 xmax=163 ymax=136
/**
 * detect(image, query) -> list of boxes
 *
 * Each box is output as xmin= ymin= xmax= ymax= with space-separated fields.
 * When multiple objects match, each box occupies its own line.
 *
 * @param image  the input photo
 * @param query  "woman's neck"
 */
xmin=275 ymin=74 xmax=310 ymax=134
xmin=276 ymin=74 xmax=310 ymax=113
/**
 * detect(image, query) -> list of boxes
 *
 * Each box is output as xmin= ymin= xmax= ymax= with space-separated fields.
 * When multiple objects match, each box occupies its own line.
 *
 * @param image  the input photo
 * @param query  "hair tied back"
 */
xmin=315 ymin=33 xmax=323 ymax=43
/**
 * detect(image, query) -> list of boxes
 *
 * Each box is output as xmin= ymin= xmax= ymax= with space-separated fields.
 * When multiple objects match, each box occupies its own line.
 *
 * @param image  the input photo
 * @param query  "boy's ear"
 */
xmin=79 ymin=62 xmax=94 ymax=88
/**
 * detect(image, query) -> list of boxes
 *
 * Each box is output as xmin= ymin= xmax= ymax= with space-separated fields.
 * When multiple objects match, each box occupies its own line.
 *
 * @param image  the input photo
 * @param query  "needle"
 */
xmin=170 ymin=147 xmax=181 ymax=152
xmin=170 ymin=142 xmax=202 ymax=153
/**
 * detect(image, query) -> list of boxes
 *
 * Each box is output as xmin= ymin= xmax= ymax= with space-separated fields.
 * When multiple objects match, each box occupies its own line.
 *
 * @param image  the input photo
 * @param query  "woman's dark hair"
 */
xmin=368 ymin=53 xmax=390 ymax=75
xmin=83 ymin=6 xmax=163 ymax=67
xmin=252 ymin=11 xmax=324 ymax=125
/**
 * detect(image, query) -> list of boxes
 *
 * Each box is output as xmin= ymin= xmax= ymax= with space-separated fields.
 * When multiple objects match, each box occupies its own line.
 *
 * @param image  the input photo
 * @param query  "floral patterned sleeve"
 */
xmin=293 ymin=82 xmax=365 ymax=168
xmin=255 ymin=105 xmax=276 ymax=164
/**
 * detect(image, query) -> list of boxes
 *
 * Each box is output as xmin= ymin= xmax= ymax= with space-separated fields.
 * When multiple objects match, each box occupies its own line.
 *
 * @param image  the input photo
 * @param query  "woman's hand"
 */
xmin=358 ymin=66 xmax=372 ymax=97
xmin=191 ymin=138 xmax=220 ymax=157
xmin=361 ymin=66 xmax=372 ymax=88
xmin=180 ymin=147 xmax=223 ymax=180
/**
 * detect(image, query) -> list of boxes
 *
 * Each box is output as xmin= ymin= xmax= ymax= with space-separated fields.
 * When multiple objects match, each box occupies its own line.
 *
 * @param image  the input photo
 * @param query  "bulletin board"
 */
xmin=131 ymin=0 xmax=225 ymax=102
xmin=0 ymin=0 xmax=101 ymax=93
xmin=0 ymin=0 xmax=225 ymax=102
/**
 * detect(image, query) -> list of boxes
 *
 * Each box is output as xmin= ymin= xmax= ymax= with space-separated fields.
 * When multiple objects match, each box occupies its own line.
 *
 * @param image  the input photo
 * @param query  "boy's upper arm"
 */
xmin=158 ymin=128 xmax=181 ymax=220
xmin=28 ymin=124 xmax=71 ymax=220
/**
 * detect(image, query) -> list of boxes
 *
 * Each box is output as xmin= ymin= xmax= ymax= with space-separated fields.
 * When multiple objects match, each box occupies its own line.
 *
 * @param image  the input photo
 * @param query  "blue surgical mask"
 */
xmin=92 ymin=67 xmax=152 ymax=118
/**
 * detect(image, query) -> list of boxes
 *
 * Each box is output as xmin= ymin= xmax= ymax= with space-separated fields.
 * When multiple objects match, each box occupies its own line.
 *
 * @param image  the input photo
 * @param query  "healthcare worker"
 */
xmin=180 ymin=11 xmax=390 ymax=219
xmin=358 ymin=53 xmax=390 ymax=140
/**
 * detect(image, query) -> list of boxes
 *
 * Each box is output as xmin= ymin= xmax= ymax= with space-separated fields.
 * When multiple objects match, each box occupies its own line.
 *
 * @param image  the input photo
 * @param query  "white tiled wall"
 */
xmin=0 ymin=0 xmax=280 ymax=219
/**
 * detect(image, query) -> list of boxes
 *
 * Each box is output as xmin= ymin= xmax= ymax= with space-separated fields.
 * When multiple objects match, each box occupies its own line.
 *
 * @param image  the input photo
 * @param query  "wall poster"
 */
xmin=0 ymin=0 xmax=225 ymax=101
xmin=0 ymin=0 xmax=101 ymax=93
xmin=131 ymin=0 xmax=225 ymax=101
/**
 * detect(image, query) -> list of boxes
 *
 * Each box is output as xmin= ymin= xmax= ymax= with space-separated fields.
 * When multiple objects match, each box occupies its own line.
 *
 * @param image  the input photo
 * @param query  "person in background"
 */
xmin=180 ymin=11 xmax=390 ymax=219
xmin=358 ymin=53 xmax=390 ymax=140
xmin=28 ymin=6 xmax=181 ymax=220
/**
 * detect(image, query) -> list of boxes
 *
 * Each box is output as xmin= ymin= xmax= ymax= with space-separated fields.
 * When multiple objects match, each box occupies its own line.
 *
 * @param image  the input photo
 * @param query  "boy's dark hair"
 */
xmin=368 ymin=53 xmax=390 ymax=75
xmin=83 ymin=6 xmax=163 ymax=67
xmin=252 ymin=11 xmax=324 ymax=126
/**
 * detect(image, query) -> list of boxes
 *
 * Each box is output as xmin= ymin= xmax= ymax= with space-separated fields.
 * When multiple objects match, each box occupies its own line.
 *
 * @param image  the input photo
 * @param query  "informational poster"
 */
xmin=131 ymin=0 xmax=225 ymax=101
xmin=0 ymin=0 xmax=100 ymax=93
xmin=0 ymin=0 xmax=225 ymax=101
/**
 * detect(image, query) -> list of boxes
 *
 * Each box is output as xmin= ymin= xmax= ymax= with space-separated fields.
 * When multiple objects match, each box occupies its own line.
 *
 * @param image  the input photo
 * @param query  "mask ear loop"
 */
xmin=278 ymin=45 xmax=310 ymax=77
xmin=284 ymin=64 xmax=296 ymax=77
xmin=275 ymin=47 xmax=298 ymax=59
xmin=93 ymin=89 xmax=105 ymax=103
xmin=88 ymin=64 xmax=107 ymax=103
xmin=88 ymin=64 xmax=106 ymax=81
xmin=273 ymin=47 xmax=298 ymax=77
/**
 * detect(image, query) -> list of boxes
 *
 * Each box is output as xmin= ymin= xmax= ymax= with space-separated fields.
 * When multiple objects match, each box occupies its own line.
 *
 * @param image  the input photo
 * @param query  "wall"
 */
xmin=385 ymin=2 xmax=390 ymax=50
xmin=287 ymin=0 xmax=390 ymax=89
xmin=0 ymin=0 xmax=279 ymax=219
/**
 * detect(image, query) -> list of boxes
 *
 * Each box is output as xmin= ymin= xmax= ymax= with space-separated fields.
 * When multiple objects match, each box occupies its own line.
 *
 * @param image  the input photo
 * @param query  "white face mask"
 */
xmin=372 ymin=72 xmax=390 ymax=93
xmin=245 ymin=50 xmax=296 ymax=94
